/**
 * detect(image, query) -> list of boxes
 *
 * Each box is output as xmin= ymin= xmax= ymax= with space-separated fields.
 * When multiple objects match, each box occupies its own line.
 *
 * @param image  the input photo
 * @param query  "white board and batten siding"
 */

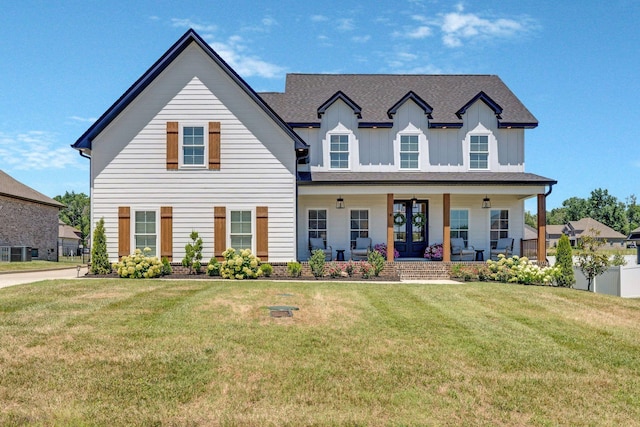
xmin=303 ymin=99 xmax=525 ymax=173
xmin=91 ymin=44 xmax=297 ymax=262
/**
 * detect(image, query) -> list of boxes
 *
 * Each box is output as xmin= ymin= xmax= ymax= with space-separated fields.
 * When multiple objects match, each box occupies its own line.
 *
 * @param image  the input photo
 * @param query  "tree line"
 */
xmin=526 ymin=188 xmax=640 ymax=235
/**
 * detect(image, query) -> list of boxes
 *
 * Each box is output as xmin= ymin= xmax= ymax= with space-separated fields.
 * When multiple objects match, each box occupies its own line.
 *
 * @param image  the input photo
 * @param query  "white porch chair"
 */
xmin=490 ymin=238 xmax=514 ymax=260
xmin=350 ymin=237 xmax=372 ymax=261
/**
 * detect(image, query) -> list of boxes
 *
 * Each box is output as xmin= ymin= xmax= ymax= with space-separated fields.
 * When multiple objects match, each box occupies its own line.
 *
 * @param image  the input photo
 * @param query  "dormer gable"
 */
xmin=317 ymin=91 xmax=362 ymax=119
xmin=456 ymin=91 xmax=503 ymax=120
xmin=387 ymin=91 xmax=433 ymax=120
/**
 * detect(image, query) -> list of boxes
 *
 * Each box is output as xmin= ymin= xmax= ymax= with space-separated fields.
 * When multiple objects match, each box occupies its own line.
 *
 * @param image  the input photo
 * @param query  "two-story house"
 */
xmin=72 ymin=29 xmax=555 ymax=264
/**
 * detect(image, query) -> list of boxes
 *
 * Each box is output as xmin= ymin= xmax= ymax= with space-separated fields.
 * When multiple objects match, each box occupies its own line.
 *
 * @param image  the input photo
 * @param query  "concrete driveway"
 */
xmin=0 ymin=266 xmax=89 ymax=290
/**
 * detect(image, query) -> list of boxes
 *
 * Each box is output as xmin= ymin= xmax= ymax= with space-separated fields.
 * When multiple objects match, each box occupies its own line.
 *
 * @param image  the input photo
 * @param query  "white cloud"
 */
xmin=337 ymin=18 xmax=355 ymax=31
xmin=171 ymin=18 xmax=217 ymax=34
xmin=352 ymin=35 xmax=371 ymax=43
xmin=170 ymin=18 xmax=285 ymax=79
xmin=440 ymin=5 xmax=533 ymax=47
xmin=311 ymin=15 xmax=328 ymax=22
xmin=262 ymin=16 xmax=277 ymax=27
xmin=0 ymin=131 xmax=82 ymax=171
xmin=68 ymin=116 xmax=97 ymax=123
xmin=406 ymin=26 xmax=432 ymax=39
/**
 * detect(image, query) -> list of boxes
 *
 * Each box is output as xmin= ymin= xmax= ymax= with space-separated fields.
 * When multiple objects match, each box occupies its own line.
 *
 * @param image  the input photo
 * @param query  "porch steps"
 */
xmin=394 ymin=261 xmax=451 ymax=281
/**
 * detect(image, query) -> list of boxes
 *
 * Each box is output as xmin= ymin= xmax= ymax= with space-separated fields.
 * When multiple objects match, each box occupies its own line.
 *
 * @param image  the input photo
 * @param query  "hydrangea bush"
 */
xmin=486 ymin=254 xmax=560 ymax=285
xmin=116 ymin=248 xmax=164 ymax=279
xmin=424 ymin=243 xmax=443 ymax=260
xmin=219 ymin=248 xmax=263 ymax=280
xmin=374 ymin=243 xmax=399 ymax=259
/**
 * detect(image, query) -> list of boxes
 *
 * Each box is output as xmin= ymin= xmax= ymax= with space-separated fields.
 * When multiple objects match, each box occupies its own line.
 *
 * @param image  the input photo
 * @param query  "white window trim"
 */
xmin=227 ymin=207 xmax=256 ymax=252
xmin=132 ymin=208 xmax=159 ymax=257
xmin=450 ymin=208 xmax=470 ymax=245
xmin=327 ymin=132 xmax=351 ymax=170
xmin=179 ymin=122 xmax=208 ymax=169
xmin=348 ymin=208 xmax=370 ymax=248
xmin=398 ymin=134 xmax=421 ymax=170
xmin=488 ymin=208 xmax=510 ymax=249
xmin=468 ymin=133 xmax=490 ymax=171
xmin=307 ymin=208 xmax=329 ymax=245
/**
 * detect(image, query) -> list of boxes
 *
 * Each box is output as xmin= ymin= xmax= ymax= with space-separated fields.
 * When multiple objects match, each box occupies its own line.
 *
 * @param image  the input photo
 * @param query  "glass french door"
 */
xmin=393 ymin=200 xmax=428 ymax=258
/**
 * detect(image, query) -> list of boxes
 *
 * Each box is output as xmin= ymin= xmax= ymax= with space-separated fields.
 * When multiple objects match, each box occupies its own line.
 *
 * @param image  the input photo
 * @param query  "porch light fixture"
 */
xmin=336 ymin=196 xmax=345 ymax=209
xmin=482 ymin=195 xmax=491 ymax=209
xmin=411 ymin=196 xmax=418 ymax=207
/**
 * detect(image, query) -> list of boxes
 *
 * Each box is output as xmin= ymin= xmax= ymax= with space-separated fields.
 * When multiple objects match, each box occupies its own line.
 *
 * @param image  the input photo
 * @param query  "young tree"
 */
xmin=575 ymin=230 xmax=612 ymax=292
xmin=555 ymin=234 xmax=575 ymax=288
xmin=54 ymin=191 xmax=90 ymax=245
xmin=182 ymin=231 xmax=203 ymax=274
xmin=90 ymin=218 xmax=111 ymax=275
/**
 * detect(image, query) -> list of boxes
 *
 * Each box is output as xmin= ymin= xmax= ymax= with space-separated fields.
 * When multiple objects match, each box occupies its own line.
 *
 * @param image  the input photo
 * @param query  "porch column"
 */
xmin=537 ymin=194 xmax=547 ymax=261
xmin=386 ymin=193 xmax=395 ymax=262
xmin=443 ymin=193 xmax=451 ymax=262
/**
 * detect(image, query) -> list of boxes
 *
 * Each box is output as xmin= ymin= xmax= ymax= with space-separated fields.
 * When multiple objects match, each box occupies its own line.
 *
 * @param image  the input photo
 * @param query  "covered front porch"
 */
xmin=297 ymin=183 xmax=550 ymax=263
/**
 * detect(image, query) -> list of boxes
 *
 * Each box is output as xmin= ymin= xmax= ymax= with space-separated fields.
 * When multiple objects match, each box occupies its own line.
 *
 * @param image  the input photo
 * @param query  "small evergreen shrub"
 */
xmin=90 ymin=218 xmax=111 ymax=275
xmin=116 ymin=248 xmax=163 ymax=278
xmin=206 ymin=257 xmax=220 ymax=276
xmin=220 ymin=248 xmax=262 ymax=280
xmin=259 ymin=263 xmax=273 ymax=277
xmin=555 ymin=234 xmax=575 ymax=287
xmin=287 ymin=261 xmax=302 ymax=277
xmin=309 ymin=249 xmax=326 ymax=278
xmin=367 ymin=250 xmax=385 ymax=277
xmin=182 ymin=231 xmax=203 ymax=274
xmin=161 ymin=257 xmax=173 ymax=276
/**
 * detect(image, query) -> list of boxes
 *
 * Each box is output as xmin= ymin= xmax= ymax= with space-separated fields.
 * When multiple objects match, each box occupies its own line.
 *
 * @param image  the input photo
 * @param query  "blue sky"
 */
xmin=1 ymin=0 xmax=638 ymax=211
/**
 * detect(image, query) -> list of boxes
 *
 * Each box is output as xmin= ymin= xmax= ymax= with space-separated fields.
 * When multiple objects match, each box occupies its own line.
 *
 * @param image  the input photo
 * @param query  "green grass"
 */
xmin=1 ymin=280 xmax=640 ymax=426
xmin=0 ymin=260 xmax=80 ymax=273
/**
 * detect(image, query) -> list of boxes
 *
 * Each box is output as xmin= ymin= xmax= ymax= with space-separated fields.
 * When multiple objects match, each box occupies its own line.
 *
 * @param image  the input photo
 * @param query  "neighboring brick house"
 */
xmin=0 ymin=170 xmax=64 ymax=261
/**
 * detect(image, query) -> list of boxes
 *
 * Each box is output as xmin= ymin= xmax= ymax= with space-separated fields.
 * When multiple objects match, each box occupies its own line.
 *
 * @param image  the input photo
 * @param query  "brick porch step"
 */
xmin=394 ymin=261 xmax=451 ymax=280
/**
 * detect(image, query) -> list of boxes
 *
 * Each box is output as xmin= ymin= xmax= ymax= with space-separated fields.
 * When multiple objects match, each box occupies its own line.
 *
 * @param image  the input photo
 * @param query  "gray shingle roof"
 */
xmin=298 ymin=171 xmax=556 ymax=185
xmin=260 ymin=74 xmax=537 ymax=127
xmin=0 ymin=170 xmax=64 ymax=208
xmin=567 ymin=218 xmax=626 ymax=240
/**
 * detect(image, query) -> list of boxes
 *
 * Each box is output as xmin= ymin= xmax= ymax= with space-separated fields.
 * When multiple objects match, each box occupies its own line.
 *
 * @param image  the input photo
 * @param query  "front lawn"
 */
xmin=1 ymin=280 xmax=640 ymax=425
xmin=0 ymin=260 xmax=80 ymax=273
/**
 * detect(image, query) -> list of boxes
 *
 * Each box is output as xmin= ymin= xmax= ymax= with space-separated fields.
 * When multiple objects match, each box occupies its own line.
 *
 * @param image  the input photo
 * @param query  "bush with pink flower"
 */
xmin=424 ymin=243 xmax=443 ymax=260
xmin=374 ymin=243 xmax=399 ymax=259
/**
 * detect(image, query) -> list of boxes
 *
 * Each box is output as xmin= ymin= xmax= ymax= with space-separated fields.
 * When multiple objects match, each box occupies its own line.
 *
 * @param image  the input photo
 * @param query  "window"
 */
xmin=182 ymin=126 xmax=205 ymax=166
xmin=0 ymin=247 xmax=9 ymax=262
xmin=135 ymin=211 xmax=157 ymax=256
xmin=308 ymin=209 xmax=328 ymax=244
xmin=450 ymin=209 xmax=469 ymax=246
xmin=400 ymin=135 xmax=419 ymax=169
xmin=470 ymin=135 xmax=488 ymax=169
xmin=330 ymin=134 xmax=349 ymax=169
xmin=230 ymin=210 xmax=252 ymax=250
xmin=350 ymin=210 xmax=369 ymax=247
xmin=490 ymin=209 xmax=509 ymax=249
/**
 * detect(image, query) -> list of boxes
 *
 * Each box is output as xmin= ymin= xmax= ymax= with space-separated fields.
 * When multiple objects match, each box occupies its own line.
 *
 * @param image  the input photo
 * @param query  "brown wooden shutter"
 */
xmin=214 ymin=206 xmax=226 ymax=260
xmin=208 ymin=121 xmax=221 ymax=170
xmin=256 ymin=206 xmax=268 ymax=261
xmin=118 ymin=206 xmax=130 ymax=258
xmin=160 ymin=206 xmax=173 ymax=261
xmin=166 ymin=121 xmax=179 ymax=170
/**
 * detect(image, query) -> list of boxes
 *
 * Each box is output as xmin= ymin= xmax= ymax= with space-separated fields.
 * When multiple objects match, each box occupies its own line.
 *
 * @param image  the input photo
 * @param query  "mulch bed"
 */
xmin=81 ymin=272 xmax=399 ymax=281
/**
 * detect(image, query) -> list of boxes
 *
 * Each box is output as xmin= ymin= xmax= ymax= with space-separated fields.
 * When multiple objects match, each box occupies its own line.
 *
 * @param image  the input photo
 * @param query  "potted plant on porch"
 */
xmin=424 ymin=243 xmax=443 ymax=260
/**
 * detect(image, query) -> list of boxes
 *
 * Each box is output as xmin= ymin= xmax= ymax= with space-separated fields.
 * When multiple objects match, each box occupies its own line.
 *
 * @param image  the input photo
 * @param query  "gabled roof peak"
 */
xmin=456 ymin=91 xmax=503 ymax=119
xmin=387 ymin=91 xmax=433 ymax=119
xmin=317 ymin=91 xmax=362 ymax=119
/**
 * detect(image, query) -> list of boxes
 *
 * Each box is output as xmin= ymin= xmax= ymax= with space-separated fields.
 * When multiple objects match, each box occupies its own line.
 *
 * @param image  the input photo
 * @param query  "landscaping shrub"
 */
xmin=220 ymin=248 xmax=262 ymax=280
xmin=326 ymin=262 xmax=344 ymax=278
xmin=182 ymin=231 xmax=203 ymax=274
xmin=486 ymin=255 xmax=559 ymax=285
xmin=116 ymin=248 xmax=164 ymax=279
xmin=287 ymin=261 xmax=302 ymax=277
xmin=161 ymin=257 xmax=173 ymax=276
xmin=309 ymin=249 xmax=326 ymax=278
xmin=367 ymin=250 xmax=385 ymax=276
xmin=344 ymin=260 xmax=356 ymax=277
xmin=206 ymin=257 xmax=220 ymax=276
xmin=374 ymin=243 xmax=399 ymax=259
xmin=555 ymin=234 xmax=575 ymax=287
xmin=90 ymin=218 xmax=111 ymax=275
xmin=259 ymin=263 xmax=273 ymax=277
xmin=359 ymin=261 xmax=374 ymax=279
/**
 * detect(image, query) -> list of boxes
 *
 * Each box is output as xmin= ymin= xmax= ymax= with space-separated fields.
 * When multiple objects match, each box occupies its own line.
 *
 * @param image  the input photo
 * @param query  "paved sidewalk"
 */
xmin=0 ymin=266 xmax=89 ymax=290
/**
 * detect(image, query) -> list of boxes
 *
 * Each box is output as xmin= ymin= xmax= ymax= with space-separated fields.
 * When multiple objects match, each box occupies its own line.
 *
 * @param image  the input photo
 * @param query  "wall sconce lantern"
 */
xmin=411 ymin=196 xmax=418 ymax=207
xmin=482 ymin=195 xmax=491 ymax=209
xmin=336 ymin=196 xmax=345 ymax=209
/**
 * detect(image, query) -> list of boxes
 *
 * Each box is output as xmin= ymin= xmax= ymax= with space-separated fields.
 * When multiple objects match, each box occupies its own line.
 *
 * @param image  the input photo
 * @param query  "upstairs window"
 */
xmin=182 ymin=126 xmax=205 ymax=166
xmin=400 ymin=135 xmax=419 ymax=169
xmin=330 ymin=134 xmax=349 ymax=169
xmin=470 ymin=135 xmax=489 ymax=169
